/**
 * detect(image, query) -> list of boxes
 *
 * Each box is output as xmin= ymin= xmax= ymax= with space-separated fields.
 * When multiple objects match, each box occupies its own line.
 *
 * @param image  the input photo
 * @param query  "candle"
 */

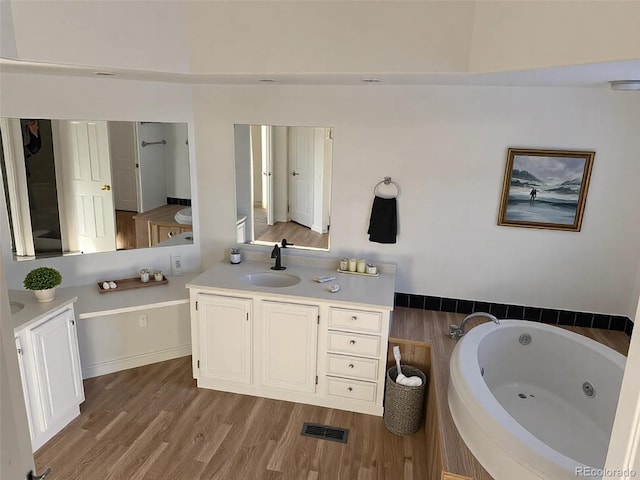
xmin=339 ymin=258 xmax=349 ymax=271
xmin=140 ymin=269 xmax=150 ymax=283
xmin=348 ymin=258 xmax=357 ymax=272
xmin=357 ymin=259 xmax=367 ymax=273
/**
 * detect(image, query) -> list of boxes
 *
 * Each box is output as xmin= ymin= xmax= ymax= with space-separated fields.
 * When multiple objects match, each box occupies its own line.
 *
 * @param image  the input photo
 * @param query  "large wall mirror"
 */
xmin=0 ymin=118 xmax=193 ymax=260
xmin=234 ymin=124 xmax=333 ymax=251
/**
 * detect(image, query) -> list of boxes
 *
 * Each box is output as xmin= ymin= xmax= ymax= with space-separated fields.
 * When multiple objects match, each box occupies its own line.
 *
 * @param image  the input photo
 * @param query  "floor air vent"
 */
xmin=301 ymin=423 xmax=349 ymax=444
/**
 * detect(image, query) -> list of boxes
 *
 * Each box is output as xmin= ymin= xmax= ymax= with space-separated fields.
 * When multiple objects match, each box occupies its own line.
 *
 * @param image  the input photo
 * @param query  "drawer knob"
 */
xmin=351 ymin=316 xmax=357 ymax=321
xmin=349 ymin=340 xmax=356 ymax=345
xmin=347 ymin=387 xmax=353 ymax=392
xmin=348 ymin=364 xmax=354 ymax=369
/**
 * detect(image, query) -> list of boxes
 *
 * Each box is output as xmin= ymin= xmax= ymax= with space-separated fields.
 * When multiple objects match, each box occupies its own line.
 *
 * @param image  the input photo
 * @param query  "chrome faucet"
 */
xmin=270 ymin=239 xmax=293 ymax=271
xmin=449 ymin=312 xmax=500 ymax=339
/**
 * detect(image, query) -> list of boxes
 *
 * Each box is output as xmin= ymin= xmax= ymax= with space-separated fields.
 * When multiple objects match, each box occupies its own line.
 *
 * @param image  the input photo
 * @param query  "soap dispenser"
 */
xmin=230 ymin=248 xmax=242 ymax=264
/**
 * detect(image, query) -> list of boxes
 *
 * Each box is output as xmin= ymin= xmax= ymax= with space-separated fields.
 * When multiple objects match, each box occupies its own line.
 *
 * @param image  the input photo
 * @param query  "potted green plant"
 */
xmin=23 ymin=267 xmax=62 ymax=302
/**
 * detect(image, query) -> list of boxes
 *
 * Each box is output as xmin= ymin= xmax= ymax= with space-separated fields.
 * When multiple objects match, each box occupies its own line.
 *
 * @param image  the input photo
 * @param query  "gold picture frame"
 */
xmin=498 ymin=148 xmax=595 ymax=232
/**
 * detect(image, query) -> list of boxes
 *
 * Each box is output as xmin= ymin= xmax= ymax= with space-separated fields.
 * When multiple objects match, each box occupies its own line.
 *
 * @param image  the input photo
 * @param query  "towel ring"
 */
xmin=373 ymin=177 xmax=400 ymax=199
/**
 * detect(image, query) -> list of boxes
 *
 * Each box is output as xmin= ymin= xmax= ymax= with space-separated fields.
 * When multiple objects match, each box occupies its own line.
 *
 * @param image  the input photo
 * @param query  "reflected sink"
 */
xmin=10 ymin=301 xmax=25 ymax=314
xmin=241 ymin=272 xmax=301 ymax=288
xmin=174 ymin=207 xmax=192 ymax=225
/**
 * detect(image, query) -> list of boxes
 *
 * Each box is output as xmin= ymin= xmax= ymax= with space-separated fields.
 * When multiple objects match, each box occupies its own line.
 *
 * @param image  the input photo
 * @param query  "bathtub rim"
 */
xmin=448 ymin=320 xmax=626 ymax=480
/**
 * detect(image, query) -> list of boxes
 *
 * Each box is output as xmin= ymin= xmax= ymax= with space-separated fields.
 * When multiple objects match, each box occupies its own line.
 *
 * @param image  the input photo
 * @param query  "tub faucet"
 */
xmin=449 ymin=312 xmax=500 ymax=339
xmin=270 ymin=238 xmax=292 ymax=271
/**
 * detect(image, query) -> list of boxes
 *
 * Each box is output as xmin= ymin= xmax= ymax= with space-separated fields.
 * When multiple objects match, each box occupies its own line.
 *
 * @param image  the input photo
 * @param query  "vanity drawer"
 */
xmin=329 ymin=307 xmax=382 ymax=333
xmin=327 ymin=354 xmax=379 ymax=381
xmin=327 ymin=332 xmax=380 ymax=357
xmin=326 ymin=377 xmax=377 ymax=403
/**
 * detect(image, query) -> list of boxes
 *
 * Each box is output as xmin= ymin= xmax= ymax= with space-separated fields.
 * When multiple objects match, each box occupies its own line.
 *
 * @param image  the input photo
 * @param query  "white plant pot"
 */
xmin=34 ymin=287 xmax=56 ymax=303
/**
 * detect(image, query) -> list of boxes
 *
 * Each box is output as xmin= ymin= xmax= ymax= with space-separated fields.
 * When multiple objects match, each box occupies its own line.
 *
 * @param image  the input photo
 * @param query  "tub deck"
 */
xmin=391 ymin=307 xmax=630 ymax=480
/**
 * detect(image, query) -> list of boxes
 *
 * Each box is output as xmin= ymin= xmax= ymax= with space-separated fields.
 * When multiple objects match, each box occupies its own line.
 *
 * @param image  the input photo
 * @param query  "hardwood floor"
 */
xmin=253 ymin=206 xmax=329 ymax=249
xmin=35 ymin=356 xmax=428 ymax=479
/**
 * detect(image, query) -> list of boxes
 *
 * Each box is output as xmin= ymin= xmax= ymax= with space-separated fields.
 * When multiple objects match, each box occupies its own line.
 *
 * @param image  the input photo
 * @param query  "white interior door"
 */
xmin=108 ymin=121 xmax=139 ymax=212
xmin=288 ymin=127 xmax=314 ymax=228
xmin=261 ymin=126 xmax=274 ymax=225
xmin=0 ymin=118 xmax=35 ymax=256
xmin=54 ymin=120 xmax=116 ymax=254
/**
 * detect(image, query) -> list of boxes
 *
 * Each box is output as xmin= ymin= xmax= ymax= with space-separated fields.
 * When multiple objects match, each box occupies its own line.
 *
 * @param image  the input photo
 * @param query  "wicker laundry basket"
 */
xmin=383 ymin=366 xmax=427 ymax=436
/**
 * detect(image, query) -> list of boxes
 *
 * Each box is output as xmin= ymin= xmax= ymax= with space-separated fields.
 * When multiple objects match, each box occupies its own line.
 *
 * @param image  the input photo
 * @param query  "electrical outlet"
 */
xmin=138 ymin=314 xmax=148 ymax=328
xmin=171 ymin=254 xmax=183 ymax=276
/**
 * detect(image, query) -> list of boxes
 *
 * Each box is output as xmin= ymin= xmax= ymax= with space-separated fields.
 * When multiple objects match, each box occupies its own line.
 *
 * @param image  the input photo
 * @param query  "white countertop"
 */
xmin=9 ymin=272 xmax=198 ymax=331
xmin=8 ymin=290 xmax=78 ymax=332
xmin=187 ymin=260 xmax=396 ymax=310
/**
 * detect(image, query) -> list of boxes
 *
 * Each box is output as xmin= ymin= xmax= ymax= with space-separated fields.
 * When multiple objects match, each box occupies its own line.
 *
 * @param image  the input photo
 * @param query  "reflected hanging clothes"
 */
xmin=23 ymin=119 xmax=42 ymax=157
xmin=367 ymin=196 xmax=397 ymax=244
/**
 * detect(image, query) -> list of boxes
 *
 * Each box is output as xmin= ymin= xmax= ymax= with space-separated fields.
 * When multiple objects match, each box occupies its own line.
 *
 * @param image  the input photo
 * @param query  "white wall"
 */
xmin=470 ymin=1 xmax=640 ymax=73
xmin=0 ymin=73 xmax=201 ymax=288
xmin=0 ymin=246 xmax=34 ymax=479
xmin=138 ymin=122 xmax=168 ymax=211
xmin=193 ymin=84 xmax=640 ymax=317
xmin=77 ymin=304 xmax=191 ymax=379
xmin=7 ymin=1 xmax=640 ymax=77
xmin=10 ymin=0 xmax=190 ymax=73
xmin=187 ymin=1 xmax=476 ymax=74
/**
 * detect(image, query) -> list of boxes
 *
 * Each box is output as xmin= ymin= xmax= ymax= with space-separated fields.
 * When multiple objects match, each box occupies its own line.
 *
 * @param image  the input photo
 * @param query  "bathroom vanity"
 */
xmin=187 ymin=258 xmax=396 ymax=416
xmin=133 ymin=204 xmax=193 ymax=248
xmin=9 ymin=292 xmax=84 ymax=452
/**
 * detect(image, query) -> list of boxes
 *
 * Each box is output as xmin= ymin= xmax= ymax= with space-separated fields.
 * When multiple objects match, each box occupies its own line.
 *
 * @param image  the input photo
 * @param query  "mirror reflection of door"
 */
xmin=288 ymin=127 xmax=314 ymax=229
xmin=54 ymin=120 xmax=117 ymax=254
xmin=1 ymin=119 xmax=193 ymax=260
xmin=235 ymin=124 xmax=332 ymax=251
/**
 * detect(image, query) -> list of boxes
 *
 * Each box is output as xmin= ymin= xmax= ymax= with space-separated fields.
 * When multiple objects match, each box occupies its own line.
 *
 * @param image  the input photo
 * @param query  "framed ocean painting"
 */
xmin=498 ymin=148 xmax=595 ymax=232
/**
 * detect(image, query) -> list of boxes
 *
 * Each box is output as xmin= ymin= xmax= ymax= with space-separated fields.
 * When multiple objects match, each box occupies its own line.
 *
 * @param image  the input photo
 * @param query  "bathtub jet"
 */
xmin=448 ymin=320 xmax=626 ymax=480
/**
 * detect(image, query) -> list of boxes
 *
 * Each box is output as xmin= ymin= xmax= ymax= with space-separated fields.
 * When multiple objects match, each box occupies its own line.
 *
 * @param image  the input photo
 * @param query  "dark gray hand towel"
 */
xmin=368 ymin=196 xmax=397 ymax=244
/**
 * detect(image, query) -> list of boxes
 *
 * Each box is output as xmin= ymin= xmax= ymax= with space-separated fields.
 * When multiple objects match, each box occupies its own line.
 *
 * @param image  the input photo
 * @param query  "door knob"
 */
xmin=291 ymin=171 xmax=300 ymax=176
xmin=101 ymin=184 xmax=111 ymax=191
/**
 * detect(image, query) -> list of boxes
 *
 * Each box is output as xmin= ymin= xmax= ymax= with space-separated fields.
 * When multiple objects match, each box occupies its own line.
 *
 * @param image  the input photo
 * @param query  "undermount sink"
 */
xmin=10 ymin=301 xmax=25 ymax=314
xmin=241 ymin=272 xmax=301 ymax=288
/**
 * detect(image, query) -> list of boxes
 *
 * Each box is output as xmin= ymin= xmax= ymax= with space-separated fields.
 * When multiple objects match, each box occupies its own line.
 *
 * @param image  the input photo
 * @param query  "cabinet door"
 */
xmin=198 ymin=294 xmax=252 ymax=384
xmin=29 ymin=308 xmax=84 ymax=431
xmin=261 ymin=301 xmax=318 ymax=393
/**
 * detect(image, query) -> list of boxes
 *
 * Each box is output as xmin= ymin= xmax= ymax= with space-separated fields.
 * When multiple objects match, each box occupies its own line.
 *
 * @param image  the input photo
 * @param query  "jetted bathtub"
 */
xmin=448 ymin=320 xmax=626 ymax=480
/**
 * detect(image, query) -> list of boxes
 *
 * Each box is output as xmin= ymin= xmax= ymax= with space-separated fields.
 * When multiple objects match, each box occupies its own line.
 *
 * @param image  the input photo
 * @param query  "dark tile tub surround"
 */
xmin=394 ymin=292 xmax=634 ymax=337
xmin=167 ymin=197 xmax=192 ymax=206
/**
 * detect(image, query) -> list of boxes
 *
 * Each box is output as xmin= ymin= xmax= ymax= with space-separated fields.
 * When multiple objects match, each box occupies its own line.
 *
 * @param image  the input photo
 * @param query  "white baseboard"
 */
xmin=82 ymin=345 xmax=192 ymax=379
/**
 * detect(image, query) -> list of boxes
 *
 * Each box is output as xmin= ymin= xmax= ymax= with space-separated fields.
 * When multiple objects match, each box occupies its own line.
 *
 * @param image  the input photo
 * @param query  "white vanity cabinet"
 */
xmin=196 ymin=294 xmax=252 ymax=384
xmin=14 ymin=303 xmax=85 ymax=452
xmin=189 ymin=281 xmax=393 ymax=416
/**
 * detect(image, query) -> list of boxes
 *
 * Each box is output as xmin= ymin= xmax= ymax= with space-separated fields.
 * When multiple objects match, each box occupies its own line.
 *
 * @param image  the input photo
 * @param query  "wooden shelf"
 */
xmin=97 ymin=275 xmax=168 ymax=293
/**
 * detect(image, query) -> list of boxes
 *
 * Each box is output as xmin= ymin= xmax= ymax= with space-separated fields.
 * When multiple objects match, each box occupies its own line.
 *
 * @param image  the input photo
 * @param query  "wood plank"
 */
xmin=35 ymin=355 xmax=432 ymax=479
xmin=97 ymin=275 xmax=168 ymax=293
